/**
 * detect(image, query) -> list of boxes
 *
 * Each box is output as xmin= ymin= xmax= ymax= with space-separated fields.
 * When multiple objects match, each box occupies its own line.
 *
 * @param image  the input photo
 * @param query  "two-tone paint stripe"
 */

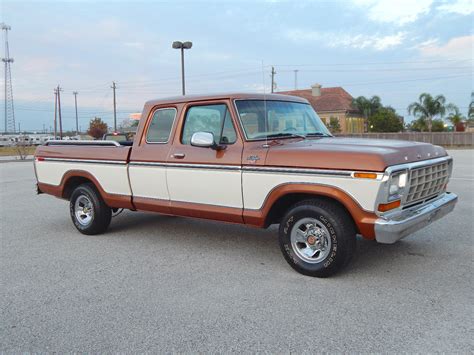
xmin=37 ymin=157 xmax=383 ymax=179
xmin=37 ymin=157 xmax=127 ymax=165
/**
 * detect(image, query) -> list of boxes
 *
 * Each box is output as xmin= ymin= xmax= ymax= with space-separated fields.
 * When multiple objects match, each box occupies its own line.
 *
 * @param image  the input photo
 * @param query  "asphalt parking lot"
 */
xmin=1 ymin=150 xmax=473 ymax=352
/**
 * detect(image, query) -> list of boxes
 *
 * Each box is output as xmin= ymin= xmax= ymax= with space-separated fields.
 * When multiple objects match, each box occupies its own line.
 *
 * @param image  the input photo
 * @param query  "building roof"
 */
xmin=278 ymin=87 xmax=358 ymax=113
xmin=145 ymin=92 xmax=308 ymax=107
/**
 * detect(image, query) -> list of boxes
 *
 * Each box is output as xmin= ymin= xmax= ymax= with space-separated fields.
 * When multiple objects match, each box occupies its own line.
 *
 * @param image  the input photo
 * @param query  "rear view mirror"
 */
xmin=191 ymin=132 xmax=214 ymax=148
xmin=190 ymin=131 xmax=227 ymax=151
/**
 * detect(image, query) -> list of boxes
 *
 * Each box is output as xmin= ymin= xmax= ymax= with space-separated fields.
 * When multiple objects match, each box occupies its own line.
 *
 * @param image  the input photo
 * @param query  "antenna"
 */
xmin=2 ymin=23 xmax=15 ymax=133
xmin=261 ymin=61 xmax=269 ymax=148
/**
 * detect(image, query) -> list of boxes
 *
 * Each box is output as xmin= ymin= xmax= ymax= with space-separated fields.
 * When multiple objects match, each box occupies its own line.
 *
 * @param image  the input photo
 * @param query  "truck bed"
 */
xmin=35 ymin=141 xmax=133 ymax=208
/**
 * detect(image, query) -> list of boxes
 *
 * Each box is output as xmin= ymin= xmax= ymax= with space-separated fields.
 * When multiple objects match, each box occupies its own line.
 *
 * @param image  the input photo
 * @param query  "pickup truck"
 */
xmin=34 ymin=93 xmax=458 ymax=277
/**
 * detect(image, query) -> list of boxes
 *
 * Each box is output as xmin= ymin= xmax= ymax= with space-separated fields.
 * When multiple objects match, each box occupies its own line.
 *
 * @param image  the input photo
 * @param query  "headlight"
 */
xmin=388 ymin=170 xmax=408 ymax=200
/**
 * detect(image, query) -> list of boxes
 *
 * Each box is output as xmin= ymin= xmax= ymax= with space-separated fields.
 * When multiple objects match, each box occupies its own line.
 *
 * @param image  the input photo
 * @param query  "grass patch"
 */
xmin=0 ymin=146 xmax=36 ymax=156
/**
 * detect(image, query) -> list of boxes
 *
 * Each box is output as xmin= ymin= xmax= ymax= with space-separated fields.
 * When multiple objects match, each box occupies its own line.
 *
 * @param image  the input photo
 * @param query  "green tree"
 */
xmin=431 ymin=119 xmax=447 ymax=132
xmin=327 ymin=116 xmax=341 ymax=133
xmin=407 ymin=93 xmax=449 ymax=132
xmin=446 ymin=105 xmax=465 ymax=131
xmin=468 ymin=92 xmax=474 ymax=121
xmin=352 ymin=95 xmax=383 ymax=120
xmin=406 ymin=118 xmax=426 ymax=132
xmin=368 ymin=107 xmax=404 ymax=132
xmin=87 ymin=117 xmax=108 ymax=139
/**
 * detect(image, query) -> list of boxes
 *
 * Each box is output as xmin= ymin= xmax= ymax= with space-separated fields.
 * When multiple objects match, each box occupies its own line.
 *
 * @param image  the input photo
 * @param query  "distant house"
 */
xmin=279 ymin=84 xmax=366 ymax=133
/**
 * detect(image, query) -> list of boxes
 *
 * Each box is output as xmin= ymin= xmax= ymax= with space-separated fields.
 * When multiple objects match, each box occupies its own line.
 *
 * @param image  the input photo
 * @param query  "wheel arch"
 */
xmin=244 ymin=183 xmax=377 ymax=239
xmin=58 ymin=170 xmax=133 ymax=209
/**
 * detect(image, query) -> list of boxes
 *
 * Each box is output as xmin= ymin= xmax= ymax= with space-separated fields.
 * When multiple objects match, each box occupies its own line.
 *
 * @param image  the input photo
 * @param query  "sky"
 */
xmin=0 ymin=0 xmax=473 ymax=132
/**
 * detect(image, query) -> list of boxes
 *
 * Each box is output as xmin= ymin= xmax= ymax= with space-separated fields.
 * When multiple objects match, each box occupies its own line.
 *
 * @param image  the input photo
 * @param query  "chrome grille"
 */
xmin=406 ymin=161 xmax=450 ymax=204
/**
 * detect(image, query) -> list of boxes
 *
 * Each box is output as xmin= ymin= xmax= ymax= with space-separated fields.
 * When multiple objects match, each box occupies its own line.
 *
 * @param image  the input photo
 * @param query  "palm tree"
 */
xmin=352 ymin=96 xmax=382 ymax=119
xmin=446 ymin=105 xmax=465 ymax=131
xmin=407 ymin=93 xmax=448 ymax=132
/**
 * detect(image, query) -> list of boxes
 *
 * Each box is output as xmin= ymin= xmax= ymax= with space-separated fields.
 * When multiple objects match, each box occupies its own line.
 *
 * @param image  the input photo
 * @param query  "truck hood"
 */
xmin=265 ymin=137 xmax=447 ymax=172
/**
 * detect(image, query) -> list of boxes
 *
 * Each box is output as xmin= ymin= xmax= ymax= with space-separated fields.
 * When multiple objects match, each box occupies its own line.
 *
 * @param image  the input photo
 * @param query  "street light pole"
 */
xmin=172 ymin=41 xmax=192 ymax=96
xmin=180 ymin=47 xmax=185 ymax=95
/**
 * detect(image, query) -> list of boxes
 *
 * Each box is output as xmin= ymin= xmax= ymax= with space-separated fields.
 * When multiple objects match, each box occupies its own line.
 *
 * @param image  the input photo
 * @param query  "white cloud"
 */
xmin=352 ymin=0 xmax=433 ymax=26
xmin=418 ymin=35 xmax=474 ymax=61
xmin=285 ymin=29 xmax=406 ymax=51
xmin=123 ymin=42 xmax=145 ymax=50
xmin=437 ymin=0 xmax=474 ymax=15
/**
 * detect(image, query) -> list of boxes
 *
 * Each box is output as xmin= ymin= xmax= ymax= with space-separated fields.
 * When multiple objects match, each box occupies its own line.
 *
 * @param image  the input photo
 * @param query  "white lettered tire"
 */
xmin=279 ymin=199 xmax=356 ymax=277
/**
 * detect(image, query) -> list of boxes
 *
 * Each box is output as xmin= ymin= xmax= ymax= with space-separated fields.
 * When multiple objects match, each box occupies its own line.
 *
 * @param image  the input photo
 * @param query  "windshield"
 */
xmin=235 ymin=100 xmax=331 ymax=140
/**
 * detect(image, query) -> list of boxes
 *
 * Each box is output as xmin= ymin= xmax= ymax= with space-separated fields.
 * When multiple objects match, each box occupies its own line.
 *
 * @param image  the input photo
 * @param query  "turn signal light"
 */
xmin=354 ymin=172 xmax=378 ymax=179
xmin=378 ymin=200 xmax=401 ymax=212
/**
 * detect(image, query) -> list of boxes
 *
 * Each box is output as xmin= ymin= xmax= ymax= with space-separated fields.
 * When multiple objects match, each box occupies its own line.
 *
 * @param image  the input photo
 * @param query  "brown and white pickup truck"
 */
xmin=34 ymin=93 xmax=458 ymax=277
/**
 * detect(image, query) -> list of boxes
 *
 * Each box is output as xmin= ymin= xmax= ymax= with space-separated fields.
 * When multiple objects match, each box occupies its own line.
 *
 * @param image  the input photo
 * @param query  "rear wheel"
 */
xmin=279 ymin=199 xmax=356 ymax=277
xmin=69 ymin=183 xmax=112 ymax=235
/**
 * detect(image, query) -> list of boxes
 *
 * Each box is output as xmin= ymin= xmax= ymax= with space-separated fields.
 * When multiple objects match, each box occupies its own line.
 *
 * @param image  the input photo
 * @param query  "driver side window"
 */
xmin=181 ymin=104 xmax=237 ymax=145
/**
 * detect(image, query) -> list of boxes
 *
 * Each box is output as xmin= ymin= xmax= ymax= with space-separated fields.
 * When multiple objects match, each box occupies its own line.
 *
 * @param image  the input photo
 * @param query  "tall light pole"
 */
xmin=73 ymin=91 xmax=79 ymax=135
xmin=172 ymin=41 xmax=192 ymax=95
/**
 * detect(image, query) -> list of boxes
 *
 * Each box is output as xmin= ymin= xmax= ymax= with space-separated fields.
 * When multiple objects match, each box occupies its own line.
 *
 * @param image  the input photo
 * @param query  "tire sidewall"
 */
xmin=70 ymin=186 xmax=97 ymax=232
xmin=279 ymin=204 xmax=348 ymax=276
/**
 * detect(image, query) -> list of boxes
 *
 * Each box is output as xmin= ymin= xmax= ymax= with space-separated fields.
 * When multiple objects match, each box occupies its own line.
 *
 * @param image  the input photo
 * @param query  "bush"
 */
xmin=87 ymin=117 xmax=108 ymax=139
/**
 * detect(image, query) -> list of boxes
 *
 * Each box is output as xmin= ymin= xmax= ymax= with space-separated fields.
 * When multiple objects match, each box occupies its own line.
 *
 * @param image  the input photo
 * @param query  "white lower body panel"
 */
xmin=36 ymin=161 xmax=132 ymax=196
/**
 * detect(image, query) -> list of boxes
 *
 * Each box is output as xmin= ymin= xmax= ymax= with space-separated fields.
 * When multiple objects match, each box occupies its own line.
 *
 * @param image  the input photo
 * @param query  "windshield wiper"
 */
xmin=305 ymin=132 xmax=332 ymax=137
xmin=264 ymin=132 xmax=307 ymax=139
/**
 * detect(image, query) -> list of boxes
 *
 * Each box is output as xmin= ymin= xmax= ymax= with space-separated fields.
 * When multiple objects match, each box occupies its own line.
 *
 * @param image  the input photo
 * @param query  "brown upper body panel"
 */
xmin=35 ymin=145 xmax=131 ymax=161
xmin=36 ymin=93 xmax=447 ymax=173
xmin=263 ymin=137 xmax=447 ymax=172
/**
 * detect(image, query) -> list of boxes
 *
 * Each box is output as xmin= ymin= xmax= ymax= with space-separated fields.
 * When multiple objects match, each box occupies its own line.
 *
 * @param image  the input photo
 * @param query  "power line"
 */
xmin=271 ymin=58 xmax=473 ymax=67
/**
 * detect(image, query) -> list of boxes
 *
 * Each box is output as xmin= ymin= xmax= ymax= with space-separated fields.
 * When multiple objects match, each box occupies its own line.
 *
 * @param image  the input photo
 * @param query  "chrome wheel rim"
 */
xmin=74 ymin=195 xmax=94 ymax=226
xmin=290 ymin=217 xmax=332 ymax=263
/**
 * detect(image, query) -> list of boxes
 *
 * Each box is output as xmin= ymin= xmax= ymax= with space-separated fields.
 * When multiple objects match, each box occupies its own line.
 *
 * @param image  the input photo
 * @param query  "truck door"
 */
xmin=128 ymin=106 xmax=177 ymax=213
xmin=167 ymin=100 xmax=244 ymax=223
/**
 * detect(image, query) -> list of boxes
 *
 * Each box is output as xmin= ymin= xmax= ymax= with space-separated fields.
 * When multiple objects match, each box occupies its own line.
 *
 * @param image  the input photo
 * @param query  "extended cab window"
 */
xmin=146 ymin=108 xmax=176 ymax=143
xmin=181 ymin=104 xmax=237 ymax=145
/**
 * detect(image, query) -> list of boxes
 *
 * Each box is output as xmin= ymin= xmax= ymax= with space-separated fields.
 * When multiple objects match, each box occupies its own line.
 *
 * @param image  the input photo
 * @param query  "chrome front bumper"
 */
xmin=374 ymin=192 xmax=458 ymax=244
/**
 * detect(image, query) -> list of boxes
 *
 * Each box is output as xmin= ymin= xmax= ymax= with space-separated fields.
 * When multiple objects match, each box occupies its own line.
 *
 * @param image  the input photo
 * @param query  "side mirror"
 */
xmin=190 ymin=132 xmax=227 ymax=151
xmin=191 ymin=132 xmax=214 ymax=148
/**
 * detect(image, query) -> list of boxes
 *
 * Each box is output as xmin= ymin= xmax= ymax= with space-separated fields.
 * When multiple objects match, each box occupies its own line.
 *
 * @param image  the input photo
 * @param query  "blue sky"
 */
xmin=1 ymin=0 xmax=473 ymax=132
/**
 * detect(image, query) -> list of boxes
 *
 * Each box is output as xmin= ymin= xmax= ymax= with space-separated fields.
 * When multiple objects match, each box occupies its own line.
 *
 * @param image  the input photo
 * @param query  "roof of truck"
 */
xmin=144 ymin=93 xmax=309 ymax=107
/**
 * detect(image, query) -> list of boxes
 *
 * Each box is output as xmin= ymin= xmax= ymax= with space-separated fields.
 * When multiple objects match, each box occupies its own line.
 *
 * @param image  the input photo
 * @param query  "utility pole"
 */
xmin=73 ymin=91 xmax=79 ymax=135
xmin=18 ymin=122 xmax=20 ymax=133
xmin=53 ymin=88 xmax=57 ymax=139
xmin=2 ymin=23 xmax=15 ymax=133
xmin=271 ymin=66 xmax=276 ymax=93
xmin=57 ymin=85 xmax=63 ymax=139
xmin=294 ymin=69 xmax=299 ymax=90
xmin=111 ymin=81 xmax=117 ymax=131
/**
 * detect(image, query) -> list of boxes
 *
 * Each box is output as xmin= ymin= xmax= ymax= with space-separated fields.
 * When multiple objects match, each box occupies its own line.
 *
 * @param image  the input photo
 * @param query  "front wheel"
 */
xmin=69 ymin=183 xmax=112 ymax=235
xmin=279 ymin=200 xmax=356 ymax=277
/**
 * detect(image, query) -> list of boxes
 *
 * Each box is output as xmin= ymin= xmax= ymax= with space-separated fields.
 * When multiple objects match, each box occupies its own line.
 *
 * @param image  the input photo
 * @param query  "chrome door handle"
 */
xmin=172 ymin=153 xmax=185 ymax=159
